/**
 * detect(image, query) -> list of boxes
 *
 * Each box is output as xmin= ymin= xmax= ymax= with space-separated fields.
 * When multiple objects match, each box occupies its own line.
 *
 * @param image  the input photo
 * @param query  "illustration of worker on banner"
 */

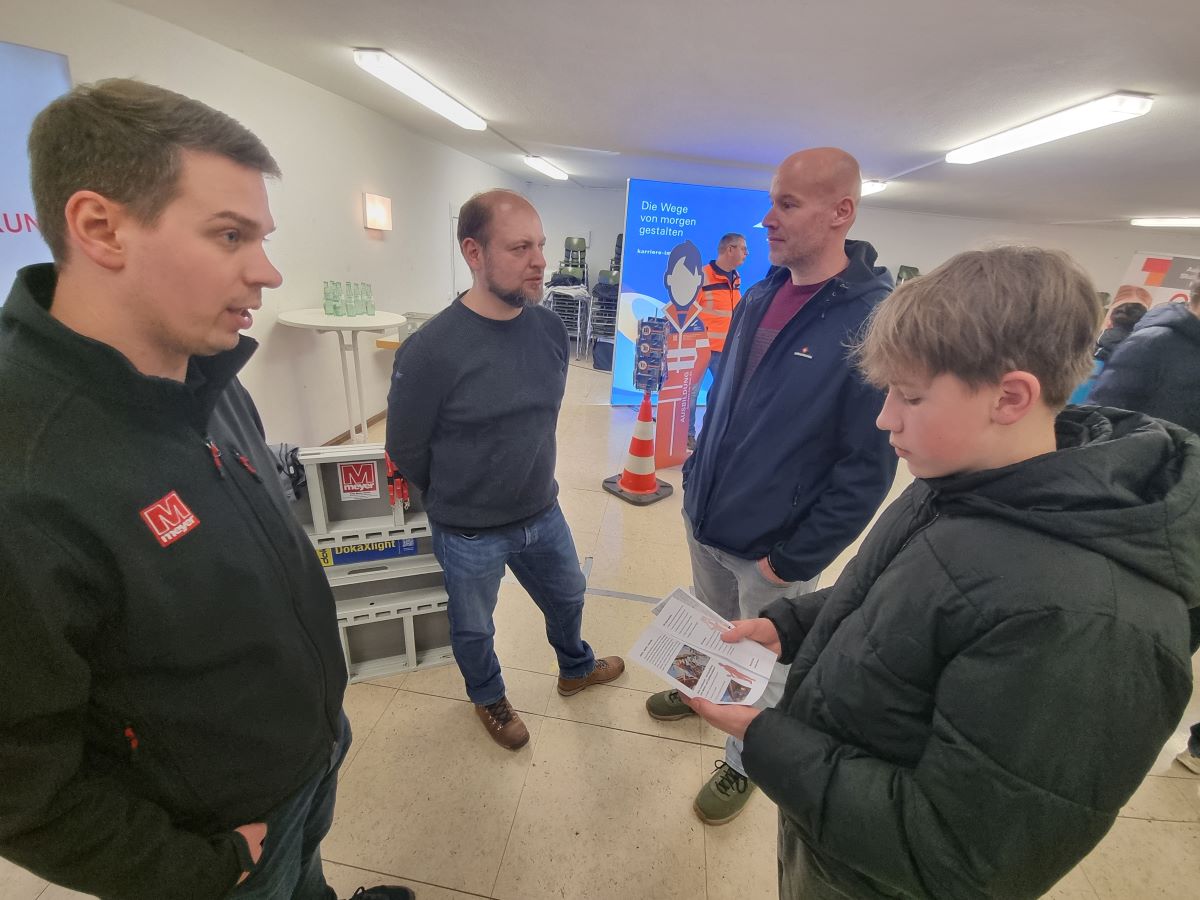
xmin=656 ymin=241 xmax=710 ymax=468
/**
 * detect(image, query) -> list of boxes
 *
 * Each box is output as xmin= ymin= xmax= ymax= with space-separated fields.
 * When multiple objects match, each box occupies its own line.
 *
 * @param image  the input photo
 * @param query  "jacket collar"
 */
xmin=709 ymin=260 xmax=739 ymax=282
xmin=750 ymin=239 xmax=891 ymax=305
xmin=2 ymin=263 xmax=256 ymax=428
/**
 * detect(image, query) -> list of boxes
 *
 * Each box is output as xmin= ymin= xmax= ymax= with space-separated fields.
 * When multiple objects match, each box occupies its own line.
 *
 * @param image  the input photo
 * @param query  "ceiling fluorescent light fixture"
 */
xmin=353 ymin=48 xmax=486 ymax=131
xmin=524 ymin=156 xmax=568 ymax=180
xmin=1130 ymin=217 xmax=1200 ymax=228
xmin=945 ymin=92 xmax=1154 ymax=165
xmin=861 ymin=180 xmax=888 ymax=196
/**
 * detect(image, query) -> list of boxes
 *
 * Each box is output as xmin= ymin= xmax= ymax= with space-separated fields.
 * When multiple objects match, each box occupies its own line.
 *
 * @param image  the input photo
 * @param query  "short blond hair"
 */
xmin=856 ymin=246 xmax=1103 ymax=408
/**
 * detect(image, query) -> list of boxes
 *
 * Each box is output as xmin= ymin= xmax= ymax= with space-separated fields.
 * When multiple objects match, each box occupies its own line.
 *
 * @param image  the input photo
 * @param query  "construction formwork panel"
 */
xmin=297 ymin=443 xmax=431 ymax=541
xmin=336 ymin=585 xmax=454 ymax=682
xmin=293 ymin=443 xmax=454 ymax=683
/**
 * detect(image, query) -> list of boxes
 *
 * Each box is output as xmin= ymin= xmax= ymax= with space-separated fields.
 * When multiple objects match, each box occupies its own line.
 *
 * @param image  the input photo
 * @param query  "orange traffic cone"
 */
xmin=603 ymin=391 xmax=674 ymax=505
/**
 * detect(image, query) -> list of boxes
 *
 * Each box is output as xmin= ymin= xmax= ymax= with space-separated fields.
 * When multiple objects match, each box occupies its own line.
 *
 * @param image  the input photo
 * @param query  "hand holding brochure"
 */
xmin=630 ymin=587 xmax=778 ymax=704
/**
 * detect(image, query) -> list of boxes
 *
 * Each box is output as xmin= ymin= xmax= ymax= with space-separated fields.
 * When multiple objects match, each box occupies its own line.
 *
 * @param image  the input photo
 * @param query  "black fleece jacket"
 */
xmin=0 ymin=264 xmax=346 ymax=899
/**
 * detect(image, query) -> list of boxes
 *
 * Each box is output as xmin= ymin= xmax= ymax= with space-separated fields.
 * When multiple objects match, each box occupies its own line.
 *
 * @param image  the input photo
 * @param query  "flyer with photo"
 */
xmin=629 ymin=587 xmax=777 ymax=704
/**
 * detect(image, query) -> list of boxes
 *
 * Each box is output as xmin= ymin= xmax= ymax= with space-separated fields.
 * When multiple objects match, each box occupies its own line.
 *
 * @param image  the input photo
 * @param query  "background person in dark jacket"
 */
xmin=1065 ymin=300 xmax=1145 ymax=404
xmin=1088 ymin=280 xmax=1200 ymax=776
xmin=1089 ymin=281 xmax=1200 ymax=434
xmin=1093 ymin=300 xmax=1147 ymax=362
xmin=686 ymin=246 xmax=1198 ymax=899
xmin=0 ymin=80 xmax=409 ymax=900
xmin=644 ymin=148 xmax=898 ymax=825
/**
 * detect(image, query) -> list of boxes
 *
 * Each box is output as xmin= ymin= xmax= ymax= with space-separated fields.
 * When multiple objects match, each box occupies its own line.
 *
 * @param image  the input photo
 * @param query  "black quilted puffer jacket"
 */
xmin=743 ymin=407 xmax=1200 ymax=899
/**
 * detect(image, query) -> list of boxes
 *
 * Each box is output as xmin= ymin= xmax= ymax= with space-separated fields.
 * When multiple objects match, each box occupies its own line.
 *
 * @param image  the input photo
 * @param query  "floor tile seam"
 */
xmin=487 ymin=726 xmax=543 ymax=899
xmin=700 ymin=742 xmax=712 ymax=900
xmin=534 ymin=709 xmax=724 ymax=750
xmin=386 ymin=684 xmax=724 ymax=750
xmin=320 ymin=856 xmax=492 ymax=899
xmin=1152 ymin=770 xmax=1199 ymax=781
xmin=340 ymin=689 xmax=410 ymax=778
xmin=580 ymin=587 xmax=666 ymax=604
xmin=1075 ymin=858 xmax=1106 ymax=900
xmin=390 ymin=683 xmax=551 ymax=718
xmin=589 ymin=532 xmax=691 ymax=551
xmin=1071 ymin=862 xmax=1100 ymax=900
xmin=589 ymin=544 xmax=692 ymax=560
xmin=496 ymin=663 xmax=656 ymax=693
xmin=1114 ymin=811 xmax=1200 ymax=824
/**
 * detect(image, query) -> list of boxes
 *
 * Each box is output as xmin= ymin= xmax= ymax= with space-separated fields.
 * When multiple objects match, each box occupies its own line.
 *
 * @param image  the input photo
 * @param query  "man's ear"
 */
xmin=992 ymin=371 xmax=1042 ymax=424
xmin=831 ymin=196 xmax=856 ymax=230
xmin=461 ymin=237 xmax=484 ymax=274
xmin=62 ymin=191 xmax=131 ymax=272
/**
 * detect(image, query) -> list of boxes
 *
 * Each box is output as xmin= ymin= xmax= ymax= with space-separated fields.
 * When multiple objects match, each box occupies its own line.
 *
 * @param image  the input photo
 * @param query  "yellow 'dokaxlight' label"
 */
xmin=316 ymin=539 xmax=418 ymax=568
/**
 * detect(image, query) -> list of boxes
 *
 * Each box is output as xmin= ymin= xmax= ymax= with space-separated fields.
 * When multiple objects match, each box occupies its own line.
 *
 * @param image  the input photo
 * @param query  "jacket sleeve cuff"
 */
xmin=226 ymin=828 xmax=257 ymax=875
xmin=766 ymin=548 xmax=812 ymax=584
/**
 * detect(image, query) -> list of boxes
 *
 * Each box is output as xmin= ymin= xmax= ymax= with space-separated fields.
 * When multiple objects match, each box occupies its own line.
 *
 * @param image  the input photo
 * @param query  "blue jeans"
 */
xmin=431 ymin=501 xmax=595 ymax=706
xmin=229 ymin=711 xmax=351 ymax=900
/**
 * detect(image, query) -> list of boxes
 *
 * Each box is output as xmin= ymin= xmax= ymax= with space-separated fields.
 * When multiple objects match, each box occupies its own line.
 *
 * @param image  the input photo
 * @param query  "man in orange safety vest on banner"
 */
xmin=688 ymin=232 xmax=748 ymax=449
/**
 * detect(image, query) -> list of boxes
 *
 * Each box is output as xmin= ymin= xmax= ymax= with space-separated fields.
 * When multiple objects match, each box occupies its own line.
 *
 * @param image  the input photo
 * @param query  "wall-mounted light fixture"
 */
xmin=363 ymin=193 xmax=393 ymax=231
xmin=861 ymin=180 xmax=888 ymax=196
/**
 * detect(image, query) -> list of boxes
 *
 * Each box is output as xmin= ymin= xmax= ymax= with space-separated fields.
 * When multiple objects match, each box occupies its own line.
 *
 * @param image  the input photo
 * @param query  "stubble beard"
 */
xmin=486 ymin=273 xmax=539 ymax=309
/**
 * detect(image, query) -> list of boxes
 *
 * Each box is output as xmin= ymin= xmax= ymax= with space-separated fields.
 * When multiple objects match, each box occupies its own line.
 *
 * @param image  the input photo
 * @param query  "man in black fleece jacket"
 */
xmin=387 ymin=190 xmax=624 ymax=751
xmin=0 ymin=80 xmax=410 ymax=900
xmin=685 ymin=247 xmax=1198 ymax=898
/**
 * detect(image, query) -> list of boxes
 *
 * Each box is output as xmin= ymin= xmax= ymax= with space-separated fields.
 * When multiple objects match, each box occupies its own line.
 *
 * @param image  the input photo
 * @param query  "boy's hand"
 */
xmin=722 ymin=617 xmax=781 ymax=658
xmin=682 ymin=697 xmax=762 ymax=741
xmin=234 ymin=822 xmax=267 ymax=885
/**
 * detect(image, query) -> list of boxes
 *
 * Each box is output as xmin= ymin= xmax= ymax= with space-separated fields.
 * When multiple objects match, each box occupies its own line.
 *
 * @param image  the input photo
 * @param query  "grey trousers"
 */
xmin=683 ymin=511 xmax=819 ymax=776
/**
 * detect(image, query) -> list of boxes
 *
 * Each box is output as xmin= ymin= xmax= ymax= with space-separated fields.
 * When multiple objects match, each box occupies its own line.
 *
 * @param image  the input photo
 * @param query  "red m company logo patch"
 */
xmin=140 ymin=491 xmax=200 ymax=547
xmin=338 ymin=462 xmax=380 ymax=500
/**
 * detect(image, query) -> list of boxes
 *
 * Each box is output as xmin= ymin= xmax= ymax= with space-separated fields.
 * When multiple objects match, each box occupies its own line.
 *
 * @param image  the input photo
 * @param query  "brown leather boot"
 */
xmin=474 ymin=697 xmax=529 ymax=750
xmin=557 ymin=655 xmax=626 ymax=696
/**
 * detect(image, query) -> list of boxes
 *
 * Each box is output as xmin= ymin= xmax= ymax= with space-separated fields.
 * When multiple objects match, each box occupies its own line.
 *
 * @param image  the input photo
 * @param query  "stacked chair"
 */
xmin=588 ymin=269 xmax=619 ymax=369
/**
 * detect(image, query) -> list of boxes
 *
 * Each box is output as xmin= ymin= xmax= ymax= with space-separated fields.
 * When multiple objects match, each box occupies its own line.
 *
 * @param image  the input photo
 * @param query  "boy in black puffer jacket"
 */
xmin=684 ymin=246 xmax=1199 ymax=899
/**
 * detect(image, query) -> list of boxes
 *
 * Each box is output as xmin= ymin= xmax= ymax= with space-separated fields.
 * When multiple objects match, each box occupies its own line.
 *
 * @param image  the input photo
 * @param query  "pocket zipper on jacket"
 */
xmin=232 ymin=448 xmax=263 ymax=483
xmin=205 ymin=438 xmax=225 ymax=478
xmin=123 ymin=723 xmax=140 ymax=759
xmin=220 ymin=452 xmax=338 ymax=739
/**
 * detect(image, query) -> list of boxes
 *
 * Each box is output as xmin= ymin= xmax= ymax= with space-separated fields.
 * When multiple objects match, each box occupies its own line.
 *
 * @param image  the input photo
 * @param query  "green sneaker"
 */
xmin=645 ymin=689 xmax=696 ymax=721
xmin=694 ymin=760 xmax=756 ymax=825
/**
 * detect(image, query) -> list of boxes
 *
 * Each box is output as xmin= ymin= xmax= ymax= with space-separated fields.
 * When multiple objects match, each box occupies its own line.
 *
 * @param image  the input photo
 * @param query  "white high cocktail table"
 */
xmin=276 ymin=308 xmax=407 ymax=443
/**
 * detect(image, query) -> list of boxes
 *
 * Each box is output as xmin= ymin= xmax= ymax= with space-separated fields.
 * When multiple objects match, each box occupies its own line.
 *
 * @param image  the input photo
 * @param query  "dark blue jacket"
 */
xmin=683 ymin=240 xmax=898 ymax=582
xmin=1088 ymin=302 xmax=1200 ymax=434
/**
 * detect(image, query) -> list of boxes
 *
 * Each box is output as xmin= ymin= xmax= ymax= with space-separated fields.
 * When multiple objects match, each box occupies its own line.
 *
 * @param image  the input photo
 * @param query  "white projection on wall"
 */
xmin=1 ymin=40 xmax=70 ymax=301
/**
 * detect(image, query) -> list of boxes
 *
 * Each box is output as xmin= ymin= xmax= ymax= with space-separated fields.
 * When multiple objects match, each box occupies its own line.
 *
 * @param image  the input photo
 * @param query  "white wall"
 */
xmin=851 ymin=208 xmax=1200 ymax=296
xmin=514 ymin=181 xmax=1199 ymax=298
xmin=8 ymin=0 xmax=1194 ymax=441
xmin=2 ymin=0 xmax=523 ymax=446
xmin=523 ymin=182 xmax=626 ymax=278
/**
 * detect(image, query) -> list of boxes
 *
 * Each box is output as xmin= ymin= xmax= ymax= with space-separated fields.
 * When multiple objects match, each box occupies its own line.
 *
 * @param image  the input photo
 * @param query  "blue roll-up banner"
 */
xmin=1 ymin=41 xmax=71 ymax=301
xmin=611 ymin=178 xmax=772 ymax=405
